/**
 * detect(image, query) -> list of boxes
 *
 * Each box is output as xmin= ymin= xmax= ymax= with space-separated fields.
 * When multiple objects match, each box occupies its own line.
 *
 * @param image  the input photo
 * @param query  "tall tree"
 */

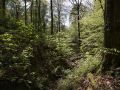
xmin=15 ymin=0 xmax=21 ymax=20
xmin=57 ymin=0 xmax=61 ymax=32
xmin=50 ymin=0 xmax=54 ymax=34
xmin=24 ymin=0 xmax=27 ymax=25
xmin=0 ymin=0 xmax=6 ymax=17
xmin=69 ymin=0 xmax=83 ymax=51
xmin=38 ymin=0 xmax=41 ymax=30
xmin=30 ymin=0 xmax=33 ymax=22
xmin=103 ymin=0 xmax=120 ymax=71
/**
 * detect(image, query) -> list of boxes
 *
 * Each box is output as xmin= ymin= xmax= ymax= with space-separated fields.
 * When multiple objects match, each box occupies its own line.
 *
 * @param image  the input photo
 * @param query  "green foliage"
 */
xmin=80 ymin=9 xmax=104 ymax=55
xmin=94 ymin=0 xmax=104 ymax=11
xmin=1 ymin=0 xmax=115 ymax=90
xmin=57 ymin=4 xmax=104 ymax=89
xmin=0 ymin=16 xmax=75 ymax=89
xmin=57 ymin=53 xmax=102 ymax=90
xmin=0 ymin=19 xmax=39 ymax=89
xmin=29 ymin=31 xmax=75 ymax=89
xmin=0 ymin=20 xmax=36 ymax=67
xmin=46 ymin=32 xmax=74 ymax=56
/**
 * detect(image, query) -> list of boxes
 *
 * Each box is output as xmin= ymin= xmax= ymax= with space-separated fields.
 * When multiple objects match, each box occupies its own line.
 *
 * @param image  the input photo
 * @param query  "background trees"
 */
xmin=0 ymin=0 xmax=120 ymax=90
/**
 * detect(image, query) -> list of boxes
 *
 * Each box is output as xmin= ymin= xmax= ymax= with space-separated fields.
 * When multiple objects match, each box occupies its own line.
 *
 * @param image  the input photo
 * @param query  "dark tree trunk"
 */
xmin=16 ymin=4 xmax=20 ymax=20
xmin=3 ymin=0 xmax=5 ymax=16
xmin=103 ymin=0 xmax=120 ymax=71
xmin=24 ymin=0 xmax=27 ymax=25
xmin=50 ymin=0 xmax=54 ymax=34
xmin=57 ymin=1 xmax=61 ymax=32
xmin=77 ymin=2 xmax=81 ymax=52
xmin=30 ymin=0 xmax=33 ymax=23
xmin=38 ymin=0 xmax=41 ymax=31
xmin=35 ymin=0 xmax=38 ymax=29
xmin=0 ymin=0 xmax=6 ymax=17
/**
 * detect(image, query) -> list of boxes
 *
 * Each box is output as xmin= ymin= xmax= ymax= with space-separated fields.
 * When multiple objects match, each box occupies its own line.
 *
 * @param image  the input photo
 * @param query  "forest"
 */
xmin=0 ymin=0 xmax=120 ymax=90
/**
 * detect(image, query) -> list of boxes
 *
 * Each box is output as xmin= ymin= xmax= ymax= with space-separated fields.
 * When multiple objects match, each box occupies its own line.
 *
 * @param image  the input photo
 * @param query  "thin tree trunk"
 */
xmin=77 ymin=2 xmax=81 ymax=51
xmin=3 ymin=0 xmax=5 ymax=16
xmin=38 ymin=0 xmax=41 ymax=31
xmin=57 ymin=1 xmax=61 ymax=32
xmin=35 ymin=0 xmax=38 ymax=29
xmin=50 ymin=0 xmax=54 ymax=34
xmin=98 ymin=0 xmax=104 ymax=12
xmin=0 ymin=0 xmax=6 ymax=17
xmin=24 ymin=0 xmax=27 ymax=25
xmin=16 ymin=3 xmax=20 ymax=20
xmin=16 ymin=5 xmax=19 ymax=19
xmin=30 ymin=0 xmax=33 ymax=23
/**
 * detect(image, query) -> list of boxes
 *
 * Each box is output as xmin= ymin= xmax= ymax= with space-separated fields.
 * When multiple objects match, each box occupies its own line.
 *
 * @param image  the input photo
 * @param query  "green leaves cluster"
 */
xmin=0 ymin=20 xmax=36 ymax=68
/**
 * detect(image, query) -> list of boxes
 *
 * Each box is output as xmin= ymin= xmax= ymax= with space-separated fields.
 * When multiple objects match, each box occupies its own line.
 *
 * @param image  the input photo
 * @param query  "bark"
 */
xmin=24 ymin=0 xmax=27 ymax=25
xmin=0 ymin=0 xmax=6 ymax=17
xmin=35 ymin=0 xmax=38 ymax=29
xmin=38 ymin=0 xmax=41 ymax=30
xmin=16 ymin=5 xmax=19 ymax=19
xmin=57 ymin=0 xmax=61 ymax=32
xmin=15 ymin=3 xmax=20 ymax=20
xmin=77 ymin=3 xmax=80 ymax=48
xmin=103 ymin=0 xmax=120 ymax=71
xmin=77 ymin=0 xmax=82 ymax=52
xmin=30 ymin=0 xmax=33 ymax=22
xmin=50 ymin=0 xmax=54 ymax=34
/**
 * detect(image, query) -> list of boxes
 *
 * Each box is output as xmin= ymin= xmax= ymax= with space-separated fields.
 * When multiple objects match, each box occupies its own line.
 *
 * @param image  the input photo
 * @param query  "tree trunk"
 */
xmin=77 ymin=2 xmax=81 ymax=51
xmin=35 ymin=0 xmax=38 ymax=29
xmin=38 ymin=0 xmax=41 ymax=31
xmin=103 ymin=0 xmax=120 ymax=71
xmin=16 ymin=3 xmax=20 ymax=20
xmin=30 ymin=0 xmax=33 ymax=23
xmin=24 ymin=0 xmax=27 ymax=25
xmin=57 ymin=1 xmax=61 ymax=32
xmin=0 ymin=0 xmax=6 ymax=17
xmin=50 ymin=0 xmax=54 ymax=34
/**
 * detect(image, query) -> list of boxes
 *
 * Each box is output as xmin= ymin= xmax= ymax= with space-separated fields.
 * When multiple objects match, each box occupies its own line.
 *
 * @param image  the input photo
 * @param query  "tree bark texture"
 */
xmin=103 ymin=0 xmax=120 ymax=71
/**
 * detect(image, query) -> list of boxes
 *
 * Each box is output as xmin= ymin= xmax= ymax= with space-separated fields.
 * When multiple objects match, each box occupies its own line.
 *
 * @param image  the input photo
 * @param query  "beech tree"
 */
xmin=69 ymin=0 xmax=83 ymax=51
xmin=103 ymin=0 xmax=120 ymax=71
